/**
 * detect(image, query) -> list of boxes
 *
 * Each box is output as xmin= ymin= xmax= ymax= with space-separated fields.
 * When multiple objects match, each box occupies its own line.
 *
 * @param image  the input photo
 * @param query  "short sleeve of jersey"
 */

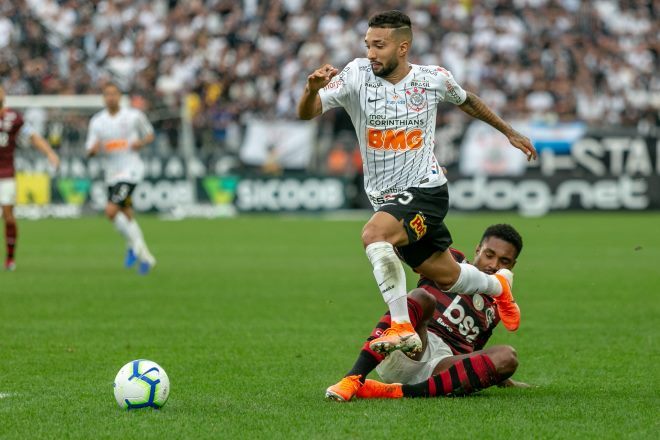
xmin=318 ymin=60 xmax=358 ymax=113
xmin=18 ymin=121 xmax=35 ymax=144
xmin=85 ymin=115 xmax=101 ymax=151
xmin=434 ymin=67 xmax=467 ymax=105
xmin=134 ymin=110 xmax=154 ymax=137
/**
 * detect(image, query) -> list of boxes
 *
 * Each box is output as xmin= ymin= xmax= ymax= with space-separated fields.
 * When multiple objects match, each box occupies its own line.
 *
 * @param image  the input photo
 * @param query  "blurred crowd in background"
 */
xmin=0 ymin=0 xmax=657 ymax=161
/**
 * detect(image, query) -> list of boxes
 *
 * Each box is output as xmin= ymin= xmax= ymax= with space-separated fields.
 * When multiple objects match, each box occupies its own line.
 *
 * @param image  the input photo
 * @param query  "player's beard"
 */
xmin=372 ymin=58 xmax=398 ymax=78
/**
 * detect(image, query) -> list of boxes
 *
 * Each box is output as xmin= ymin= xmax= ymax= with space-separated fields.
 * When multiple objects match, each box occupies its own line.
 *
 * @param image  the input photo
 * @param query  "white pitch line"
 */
xmin=0 ymin=393 xmax=13 ymax=399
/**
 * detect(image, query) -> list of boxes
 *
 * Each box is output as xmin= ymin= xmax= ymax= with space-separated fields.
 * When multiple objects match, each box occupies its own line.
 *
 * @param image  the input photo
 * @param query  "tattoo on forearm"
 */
xmin=462 ymin=92 xmax=511 ymax=134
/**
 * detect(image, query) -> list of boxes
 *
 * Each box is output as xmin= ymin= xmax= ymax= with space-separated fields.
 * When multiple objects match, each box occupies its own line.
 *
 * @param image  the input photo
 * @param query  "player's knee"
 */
xmin=361 ymin=224 xmax=387 ymax=247
xmin=408 ymin=288 xmax=436 ymax=320
xmin=3 ymin=214 xmax=16 ymax=226
xmin=105 ymin=205 xmax=118 ymax=220
xmin=495 ymin=345 xmax=518 ymax=376
xmin=417 ymin=255 xmax=460 ymax=291
xmin=430 ymin=271 xmax=459 ymax=291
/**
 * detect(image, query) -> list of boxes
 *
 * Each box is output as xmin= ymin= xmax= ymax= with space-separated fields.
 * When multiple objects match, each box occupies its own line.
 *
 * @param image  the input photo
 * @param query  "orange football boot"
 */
xmin=368 ymin=321 xmax=422 ymax=356
xmin=356 ymin=379 xmax=403 ymax=399
xmin=325 ymin=375 xmax=362 ymax=402
xmin=494 ymin=269 xmax=520 ymax=331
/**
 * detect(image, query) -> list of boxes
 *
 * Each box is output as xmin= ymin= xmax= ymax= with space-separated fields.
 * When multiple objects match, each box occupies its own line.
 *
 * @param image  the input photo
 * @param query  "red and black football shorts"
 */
xmin=377 ymin=184 xmax=452 ymax=268
xmin=107 ymin=182 xmax=137 ymax=208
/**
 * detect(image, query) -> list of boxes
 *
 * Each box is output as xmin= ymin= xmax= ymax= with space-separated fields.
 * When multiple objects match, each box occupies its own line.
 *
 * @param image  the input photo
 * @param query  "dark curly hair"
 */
xmin=368 ymin=10 xmax=412 ymax=29
xmin=480 ymin=224 xmax=523 ymax=257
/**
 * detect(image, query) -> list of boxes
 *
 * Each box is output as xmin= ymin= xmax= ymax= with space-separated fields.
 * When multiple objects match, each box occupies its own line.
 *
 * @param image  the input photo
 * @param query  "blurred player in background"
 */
xmin=85 ymin=83 xmax=156 ymax=275
xmin=326 ymin=224 xmax=529 ymax=401
xmin=0 ymin=85 xmax=60 ymax=271
xmin=298 ymin=10 xmax=537 ymax=356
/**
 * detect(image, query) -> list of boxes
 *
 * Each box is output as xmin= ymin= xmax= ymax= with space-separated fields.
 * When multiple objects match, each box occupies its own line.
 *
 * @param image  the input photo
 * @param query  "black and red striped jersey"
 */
xmin=418 ymin=248 xmax=500 ymax=355
xmin=0 ymin=108 xmax=25 ymax=178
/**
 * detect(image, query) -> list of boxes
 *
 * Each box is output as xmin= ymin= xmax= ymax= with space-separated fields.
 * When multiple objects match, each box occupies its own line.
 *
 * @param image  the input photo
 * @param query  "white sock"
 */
xmin=113 ymin=212 xmax=132 ymax=247
xmin=127 ymin=218 xmax=149 ymax=256
xmin=366 ymin=242 xmax=410 ymax=323
xmin=447 ymin=263 xmax=503 ymax=296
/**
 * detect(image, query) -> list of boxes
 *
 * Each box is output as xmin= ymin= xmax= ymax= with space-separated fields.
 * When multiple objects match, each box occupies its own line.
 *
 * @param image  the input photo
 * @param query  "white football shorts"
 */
xmin=0 ymin=178 xmax=16 ymax=206
xmin=375 ymin=332 xmax=454 ymax=385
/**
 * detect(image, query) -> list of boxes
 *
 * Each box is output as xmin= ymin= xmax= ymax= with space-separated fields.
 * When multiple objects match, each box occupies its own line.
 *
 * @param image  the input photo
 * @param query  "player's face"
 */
xmin=103 ymin=86 xmax=121 ymax=110
xmin=473 ymin=237 xmax=517 ymax=275
xmin=365 ymin=27 xmax=400 ymax=77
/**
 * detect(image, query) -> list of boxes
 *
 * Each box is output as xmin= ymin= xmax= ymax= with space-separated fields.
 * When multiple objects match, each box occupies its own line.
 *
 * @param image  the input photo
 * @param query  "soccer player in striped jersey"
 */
xmin=0 ymin=85 xmax=60 ymax=271
xmin=85 ymin=83 xmax=156 ymax=274
xmin=326 ymin=224 xmax=529 ymax=401
xmin=298 ymin=10 xmax=537 ymax=354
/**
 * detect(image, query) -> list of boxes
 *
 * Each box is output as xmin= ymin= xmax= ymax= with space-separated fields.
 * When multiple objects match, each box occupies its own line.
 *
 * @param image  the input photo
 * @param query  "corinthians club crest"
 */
xmin=406 ymin=87 xmax=427 ymax=112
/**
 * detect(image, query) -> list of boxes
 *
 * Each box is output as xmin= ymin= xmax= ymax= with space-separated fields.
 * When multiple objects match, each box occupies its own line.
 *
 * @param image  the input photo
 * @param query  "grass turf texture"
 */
xmin=0 ymin=213 xmax=658 ymax=439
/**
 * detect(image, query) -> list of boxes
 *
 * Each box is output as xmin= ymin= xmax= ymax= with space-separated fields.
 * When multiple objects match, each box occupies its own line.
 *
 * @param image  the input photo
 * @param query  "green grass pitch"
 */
xmin=0 ymin=212 xmax=658 ymax=439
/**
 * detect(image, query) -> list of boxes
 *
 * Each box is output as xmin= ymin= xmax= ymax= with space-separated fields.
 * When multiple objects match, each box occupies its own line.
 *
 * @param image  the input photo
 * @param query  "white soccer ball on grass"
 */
xmin=113 ymin=359 xmax=170 ymax=409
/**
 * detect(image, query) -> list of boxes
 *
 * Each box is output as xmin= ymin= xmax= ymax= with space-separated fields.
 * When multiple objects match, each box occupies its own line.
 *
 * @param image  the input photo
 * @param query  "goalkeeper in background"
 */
xmin=85 ymin=83 xmax=156 ymax=275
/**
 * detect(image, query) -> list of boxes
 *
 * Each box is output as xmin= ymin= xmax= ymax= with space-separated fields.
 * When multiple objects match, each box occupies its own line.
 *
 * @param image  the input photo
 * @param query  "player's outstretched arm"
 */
xmin=458 ymin=91 xmax=537 ymax=161
xmin=30 ymin=133 xmax=60 ymax=169
xmin=297 ymin=64 xmax=338 ymax=120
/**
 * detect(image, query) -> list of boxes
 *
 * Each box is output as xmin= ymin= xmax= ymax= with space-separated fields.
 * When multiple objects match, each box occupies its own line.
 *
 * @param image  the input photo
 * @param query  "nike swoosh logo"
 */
xmin=368 ymin=97 xmax=382 ymax=103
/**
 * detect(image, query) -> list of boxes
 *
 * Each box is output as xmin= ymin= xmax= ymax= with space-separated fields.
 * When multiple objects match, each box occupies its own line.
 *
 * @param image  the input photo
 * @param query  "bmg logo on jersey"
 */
xmin=367 ymin=128 xmax=423 ymax=151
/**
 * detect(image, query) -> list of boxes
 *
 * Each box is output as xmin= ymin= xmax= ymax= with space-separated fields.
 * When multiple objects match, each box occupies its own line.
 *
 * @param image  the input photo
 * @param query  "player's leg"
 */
xmin=415 ymin=249 xmax=520 ymax=331
xmin=400 ymin=345 xmax=516 ymax=397
xmin=1 ymin=178 xmax=18 ymax=271
xmin=105 ymin=199 xmax=136 ymax=267
xmin=2 ymin=204 xmax=17 ymax=271
xmin=325 ymin=289 xmax=435 ymax=401
xmin=356 ymin=346 xmax=518 ymax=399
xmin=121 ymin=205 xmax=156 ymax=274
xmin=432 ymin=345 xmax=518 ymax=378
xmin=362 ymin=210 xmax=422 ymax=355
xmin=106 ymin=182 xmax=155 ymax=273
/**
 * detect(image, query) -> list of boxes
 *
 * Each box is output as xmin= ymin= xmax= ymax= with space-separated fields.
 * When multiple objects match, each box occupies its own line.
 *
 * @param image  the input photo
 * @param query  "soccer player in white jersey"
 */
xmin=85 ymin=83 xmax=156 ymax=275
xmin=298 ymin=11 xmax=537 ymax=370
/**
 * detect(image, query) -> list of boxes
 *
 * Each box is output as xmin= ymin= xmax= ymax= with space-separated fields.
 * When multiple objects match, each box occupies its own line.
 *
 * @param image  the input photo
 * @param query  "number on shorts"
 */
xmin=397 ymin=191 xmax=413 ymax=205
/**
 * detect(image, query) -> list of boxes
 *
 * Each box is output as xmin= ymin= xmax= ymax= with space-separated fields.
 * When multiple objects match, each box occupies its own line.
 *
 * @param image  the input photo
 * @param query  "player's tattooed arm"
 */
xmin=459 ymin=91 xmax=538 ymax=161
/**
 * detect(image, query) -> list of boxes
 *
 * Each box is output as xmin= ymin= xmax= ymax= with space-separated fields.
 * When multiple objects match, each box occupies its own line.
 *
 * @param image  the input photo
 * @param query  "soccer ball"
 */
xmin=113 ymin=359 xmax=170 ymax=409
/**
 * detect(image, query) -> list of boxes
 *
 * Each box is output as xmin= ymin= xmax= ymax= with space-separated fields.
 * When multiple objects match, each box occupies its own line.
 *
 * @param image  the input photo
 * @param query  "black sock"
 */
xmin=346 ymin=350 xmax=381 ymax=382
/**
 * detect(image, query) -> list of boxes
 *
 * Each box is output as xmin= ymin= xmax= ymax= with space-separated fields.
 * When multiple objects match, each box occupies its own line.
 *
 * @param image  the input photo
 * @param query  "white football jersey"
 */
xmin=85 ymin=107 xmax=154 ymax=185
xmin=319 ymin=58 xmax=467 ymax=209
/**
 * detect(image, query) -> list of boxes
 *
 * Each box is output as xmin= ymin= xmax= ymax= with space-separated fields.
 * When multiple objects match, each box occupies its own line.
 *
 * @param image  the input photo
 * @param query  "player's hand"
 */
xmin=498 ymin=378 xmax=533 ymax=388
xmin=87 ymin=142 xmax=101 ymax=157
xmin=47 ymin=152 xmax=60 ymax=169
xmin=307 ymin=64 xmax=339 ymax=93
xmin=508 ymin=131 xmax=537 ymax=162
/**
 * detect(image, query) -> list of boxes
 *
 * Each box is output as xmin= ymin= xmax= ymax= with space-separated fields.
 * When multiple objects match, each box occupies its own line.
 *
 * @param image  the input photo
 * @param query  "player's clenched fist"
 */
xmin=307 ymin=64 xmax=339 ymax=93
